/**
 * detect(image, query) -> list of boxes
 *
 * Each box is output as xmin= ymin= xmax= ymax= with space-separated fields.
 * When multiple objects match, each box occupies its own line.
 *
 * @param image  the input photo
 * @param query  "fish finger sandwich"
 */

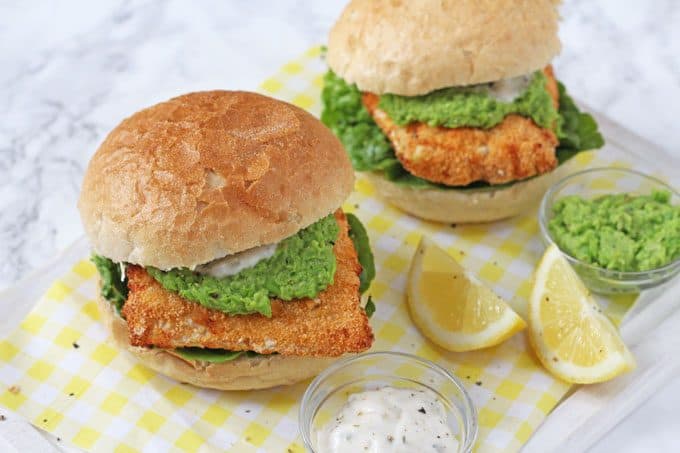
xmin=79 ymin=91 xmax=375 ymax=390
xmin=322 ymin=0 xmax=604 ymax=223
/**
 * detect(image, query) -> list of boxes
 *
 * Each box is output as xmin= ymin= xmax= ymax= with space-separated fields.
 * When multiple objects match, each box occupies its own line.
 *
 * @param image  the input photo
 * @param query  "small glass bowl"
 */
xmin=299 ymin=351 xmax=477 ymax=453
xmin=539 ymin=167 xmax=680 ymax=294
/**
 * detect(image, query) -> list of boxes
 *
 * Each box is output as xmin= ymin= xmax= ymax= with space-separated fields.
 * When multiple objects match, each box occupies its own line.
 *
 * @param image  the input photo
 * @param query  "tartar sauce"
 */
xmin=483 ymin=73 xmax=533 ymax=103
xmin=194 ymin=243 xmax=277 ymax=278
xmin=317 ymin=386 xmax=459 ymax=453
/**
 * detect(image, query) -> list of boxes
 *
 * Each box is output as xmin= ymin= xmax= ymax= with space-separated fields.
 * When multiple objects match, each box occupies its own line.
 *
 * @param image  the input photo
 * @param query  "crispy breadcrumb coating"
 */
xmin=121 ymin=211 xmax=374 ymax=357
xmin=363 ymin=67 xmax=560 ymax=186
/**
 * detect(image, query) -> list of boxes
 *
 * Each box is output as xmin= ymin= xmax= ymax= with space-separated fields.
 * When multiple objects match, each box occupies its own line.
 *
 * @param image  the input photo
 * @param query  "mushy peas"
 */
xmin=548 ymin=190 xmax=680 ymax=271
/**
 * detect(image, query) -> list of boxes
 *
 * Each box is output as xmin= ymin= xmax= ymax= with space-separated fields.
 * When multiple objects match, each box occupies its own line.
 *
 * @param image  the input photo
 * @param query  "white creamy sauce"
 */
xmin=317 ymin=387 xmax=459 ymax=453
xmin=195 ymin=243 xmax=277 ymax=278
xmin=482 ymin=73 xmax=533 ymax=103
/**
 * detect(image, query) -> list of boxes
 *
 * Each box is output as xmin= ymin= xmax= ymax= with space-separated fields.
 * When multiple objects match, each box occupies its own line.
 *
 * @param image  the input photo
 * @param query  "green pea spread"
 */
xmin=378 ymin=71 xmax=558 ymax=130
xmin=549 ymin=190 xmax=680 ymax=271
xmin=321 ymin=70 xmax=604 ymax=189
xmin=147 ymin=214 xmax=340 ymax=317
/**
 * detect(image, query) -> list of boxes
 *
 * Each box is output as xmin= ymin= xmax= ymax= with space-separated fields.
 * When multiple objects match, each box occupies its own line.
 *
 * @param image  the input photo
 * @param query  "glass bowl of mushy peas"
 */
xmin=539 ymin=167 xmax=680 ymax=294
xmin=299 ymin=351 xmax=477 ymax=453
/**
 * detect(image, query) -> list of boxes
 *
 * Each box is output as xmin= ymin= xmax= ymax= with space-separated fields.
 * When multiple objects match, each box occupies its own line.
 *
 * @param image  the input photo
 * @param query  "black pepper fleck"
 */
xmin=450 ymin=223 xmax=457 ymax=228
xmin=69 ymin=392 xmax=74 ymax=397
xmin=72 ymin=342 xmax=79 ymax=349
xmin=475 ymin=381 xmax=482 ymax=386
xmin=418 ymin=407 xmax=426 ymax=414
xmin=0 ymin=415 xmax=5 ymax=421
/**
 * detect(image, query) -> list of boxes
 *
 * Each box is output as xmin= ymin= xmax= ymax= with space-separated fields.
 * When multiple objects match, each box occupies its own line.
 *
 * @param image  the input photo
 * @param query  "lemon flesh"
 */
xmin=407 ymin=237 xmax=526 ymax=352
xmin=529 ymin=245 xmax=635 ymax=384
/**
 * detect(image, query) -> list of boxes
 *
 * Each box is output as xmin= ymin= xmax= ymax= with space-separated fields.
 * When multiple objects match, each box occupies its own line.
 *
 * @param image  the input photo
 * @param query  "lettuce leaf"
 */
xmin=174 ymin=348 xmax=261 ymax=363
xmin=555 ymin=81 xmax=605 ymax=162
xmin=91 ymin=254 xmax=128 ymax=313
xmin=320 ymin=71 xmax=604 ymax=190
xmin=364 ymin=295 xmax=376 ymax=318
xmin=321 ymin=71 xmax=394 ymax=171
xmin=345 ymin=213 xmax=376 ymax=293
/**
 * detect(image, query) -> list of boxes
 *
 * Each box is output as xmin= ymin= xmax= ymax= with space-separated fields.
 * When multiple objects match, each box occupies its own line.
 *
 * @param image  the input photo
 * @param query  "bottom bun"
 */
xmin=97 ymin=295 xmax=337 ymax=390
xmin=366 ymin=165 xmax=569 ymax=223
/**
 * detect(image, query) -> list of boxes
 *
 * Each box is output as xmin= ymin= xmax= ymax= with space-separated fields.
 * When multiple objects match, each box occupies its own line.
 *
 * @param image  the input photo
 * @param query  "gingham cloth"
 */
xmin=0 ymin=47 xmax=653 ymax=452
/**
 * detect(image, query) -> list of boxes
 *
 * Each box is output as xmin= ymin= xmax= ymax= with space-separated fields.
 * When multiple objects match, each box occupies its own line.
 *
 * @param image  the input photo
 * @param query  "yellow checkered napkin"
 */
xmin=0 ymin=46 xmax=660 ymax=452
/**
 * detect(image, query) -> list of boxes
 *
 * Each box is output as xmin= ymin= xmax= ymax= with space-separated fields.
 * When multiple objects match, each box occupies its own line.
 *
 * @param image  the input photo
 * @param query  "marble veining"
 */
xmin=0 ymin=2 xmax=679 ymax=450
xmin=2 ymin=0 xmax=679 ymax=290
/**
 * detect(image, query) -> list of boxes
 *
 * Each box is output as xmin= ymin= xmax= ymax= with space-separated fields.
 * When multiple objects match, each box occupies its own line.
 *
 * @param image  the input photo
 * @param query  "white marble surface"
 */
xmin=1 ymin=1 xmax=678 ymax=451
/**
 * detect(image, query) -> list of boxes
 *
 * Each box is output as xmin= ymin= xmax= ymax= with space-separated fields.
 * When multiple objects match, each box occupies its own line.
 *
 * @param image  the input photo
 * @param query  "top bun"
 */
xmin=327 ymin=0 xmax=561 ymax=96
xmin=79 ymin=91 xmax=354 ymax=269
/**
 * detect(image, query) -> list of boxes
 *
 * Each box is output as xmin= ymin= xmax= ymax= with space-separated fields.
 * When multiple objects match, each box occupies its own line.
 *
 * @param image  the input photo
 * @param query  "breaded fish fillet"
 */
xmin=121 ymin=211 xmax=373 ymax=357
xmin=363 ymin=67 xmax=560 ymax=186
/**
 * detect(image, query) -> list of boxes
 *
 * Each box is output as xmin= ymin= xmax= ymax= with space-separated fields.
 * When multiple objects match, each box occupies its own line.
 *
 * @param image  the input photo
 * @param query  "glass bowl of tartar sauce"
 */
xmin=299 ymin=351 xmax=477 ymax=453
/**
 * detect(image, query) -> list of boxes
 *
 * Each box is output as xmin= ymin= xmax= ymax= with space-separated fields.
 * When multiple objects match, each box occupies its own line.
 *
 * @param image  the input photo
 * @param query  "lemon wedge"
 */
xmin=407 ymin=237 xmax=526 ymax=352
xmin=528 ymin=244 xmax=635 ymax=384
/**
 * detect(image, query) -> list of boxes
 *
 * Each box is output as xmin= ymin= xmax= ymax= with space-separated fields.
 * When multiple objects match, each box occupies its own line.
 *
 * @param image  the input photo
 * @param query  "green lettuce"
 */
xmin=321 ymin=71 xmax=394 ymax=172
xmin=91 ymin=255 xmax=128 ymax=313
xmin=345 ymin=213 xmax=376 ymax=293
xmin=554 ymin=81 xmax=605 ymax=162
xmin=364 ymin=295 xmax=376 ymax=319
xmin=174 ymin=348 xmax=261 ymax=363
xmin=147 ymin=214 xmax=339 ymax=317
xmin=320 ymin=70 xmax=604 ymax=190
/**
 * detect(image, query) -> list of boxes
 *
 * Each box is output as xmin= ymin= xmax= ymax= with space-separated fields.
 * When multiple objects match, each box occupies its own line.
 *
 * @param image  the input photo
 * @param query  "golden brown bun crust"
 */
xmin=328 ymin=0 xmax=561 ymax=95
xmin=97 ymin=294 xmax=337 ymax=390
xmin=79 ymin=91 xmax=354 ymax=269
xmin=366 ymin=164 xmax=569 ymax=223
